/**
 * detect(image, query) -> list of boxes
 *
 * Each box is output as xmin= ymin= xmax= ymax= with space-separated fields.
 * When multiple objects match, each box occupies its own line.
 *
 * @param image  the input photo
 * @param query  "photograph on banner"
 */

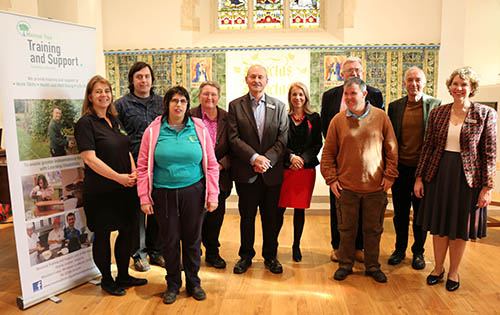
xmin=190 ymin=57 xmax=212 ymax=87
xmin=225 ymin=49 xmax=310 ymax=106
xmin=22 ymin=167 xmax=84 ymax=220
xmin=15 ymin=99 xmax=82 ymax=161
xmin=324 ymin=55 xmax=346 ymax=87
xmin=26 ymin=209 xmax=91 ymax=267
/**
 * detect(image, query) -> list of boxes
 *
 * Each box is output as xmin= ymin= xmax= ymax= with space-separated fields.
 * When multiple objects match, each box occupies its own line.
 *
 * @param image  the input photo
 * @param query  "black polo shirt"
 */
xmin=74 ymin=113 xmax=132 ymax=194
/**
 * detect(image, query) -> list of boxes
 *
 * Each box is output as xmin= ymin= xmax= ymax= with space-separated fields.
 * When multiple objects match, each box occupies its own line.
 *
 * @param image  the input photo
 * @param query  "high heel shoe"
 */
xmin=292 ymin=246 xmax=302 ymax=262
xmin=426 ymin=269 xmax=445 ymax=285
xmin=446 ymin=275 xmax=460 ymax=291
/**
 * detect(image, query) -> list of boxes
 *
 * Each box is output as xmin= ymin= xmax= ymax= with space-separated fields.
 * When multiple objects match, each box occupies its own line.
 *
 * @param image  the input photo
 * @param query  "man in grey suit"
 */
xmin=228 ymin=65 xmax=289 ymax=274
xmin=387 ymin=66 xmax=441 ymax=269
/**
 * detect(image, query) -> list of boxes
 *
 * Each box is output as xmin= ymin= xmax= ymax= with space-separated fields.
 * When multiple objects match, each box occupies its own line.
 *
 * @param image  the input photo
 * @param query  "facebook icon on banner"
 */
xmin=32 ymin=280 xmax=42 ymax=292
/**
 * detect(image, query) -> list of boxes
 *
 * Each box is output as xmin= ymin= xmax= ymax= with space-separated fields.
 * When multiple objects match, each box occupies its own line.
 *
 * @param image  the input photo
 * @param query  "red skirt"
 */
xmin=278 ymin=168 xmax=316 ymax=209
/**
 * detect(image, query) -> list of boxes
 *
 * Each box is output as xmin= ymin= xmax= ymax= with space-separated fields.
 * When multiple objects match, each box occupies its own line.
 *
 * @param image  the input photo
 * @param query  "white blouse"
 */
xmin=444 ymin=121 xmax=462 ymax=152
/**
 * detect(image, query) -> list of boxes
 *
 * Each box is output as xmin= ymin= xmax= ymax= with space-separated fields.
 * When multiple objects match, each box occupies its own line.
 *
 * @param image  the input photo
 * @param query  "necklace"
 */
xmin=292 ymin=113 xmax=305 ymax=122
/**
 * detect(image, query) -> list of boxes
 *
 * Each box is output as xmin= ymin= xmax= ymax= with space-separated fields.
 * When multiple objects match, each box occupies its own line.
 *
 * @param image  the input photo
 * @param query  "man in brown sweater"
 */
xmin=320 ymin=77 xmax=398 ymax=283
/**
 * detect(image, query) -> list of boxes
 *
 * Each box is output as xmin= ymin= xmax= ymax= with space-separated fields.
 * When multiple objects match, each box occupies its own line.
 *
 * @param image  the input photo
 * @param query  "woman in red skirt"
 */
xmin=276 ymin=82 xmax=322 ymax=262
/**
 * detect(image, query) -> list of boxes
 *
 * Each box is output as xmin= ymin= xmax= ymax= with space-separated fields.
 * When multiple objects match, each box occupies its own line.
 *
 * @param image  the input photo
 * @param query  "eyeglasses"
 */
xmin=343 ymin=68 xmax=363 ymax=74
xmin=170 ymin=98 xmax=188 ymax=105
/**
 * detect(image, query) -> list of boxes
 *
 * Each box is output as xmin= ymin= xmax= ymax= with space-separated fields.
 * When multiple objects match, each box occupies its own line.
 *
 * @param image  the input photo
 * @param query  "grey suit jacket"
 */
xmin=190 ymin=106 xmax=232 ymax=192
xmin=228 ymin=93 xmax=289 ymax=185
xmin=387 ymin=94 xmax=441 ymax=145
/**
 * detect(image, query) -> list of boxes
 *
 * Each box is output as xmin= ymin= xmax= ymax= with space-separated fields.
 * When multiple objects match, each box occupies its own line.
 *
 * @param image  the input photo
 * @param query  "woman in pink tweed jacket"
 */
xmin=414 ymin=66 xmax=497 ymax=292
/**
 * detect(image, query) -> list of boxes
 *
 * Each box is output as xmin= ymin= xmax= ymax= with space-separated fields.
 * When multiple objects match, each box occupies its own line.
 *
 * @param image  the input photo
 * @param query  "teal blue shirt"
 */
xmin=153 ymin=117 xmax=204 ymax=188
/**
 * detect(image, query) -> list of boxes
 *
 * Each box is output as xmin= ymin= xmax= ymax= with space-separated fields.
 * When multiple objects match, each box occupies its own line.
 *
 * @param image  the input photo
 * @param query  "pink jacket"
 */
xmin=136 ymin=116 xmax=219 ymax=206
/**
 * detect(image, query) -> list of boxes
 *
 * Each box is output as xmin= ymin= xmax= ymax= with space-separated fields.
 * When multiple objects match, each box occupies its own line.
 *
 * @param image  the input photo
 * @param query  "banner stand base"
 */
xmin=16 ymin=296 xmax=24 ymax=310
xmin=15 ymin=274 xmax=100 ymax=310
xmin=48 ymin=296 xmax=62 ymax=304
xmin=88 ymin=279 xmax=100 ymax=285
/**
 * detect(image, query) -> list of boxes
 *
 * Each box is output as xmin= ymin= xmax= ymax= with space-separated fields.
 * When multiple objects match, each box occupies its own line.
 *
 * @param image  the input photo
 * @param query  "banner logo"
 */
xmin=17 ymin=21 xmax=31 ymax=36
xmin=32 ymin=280 xmax=42 ymax=292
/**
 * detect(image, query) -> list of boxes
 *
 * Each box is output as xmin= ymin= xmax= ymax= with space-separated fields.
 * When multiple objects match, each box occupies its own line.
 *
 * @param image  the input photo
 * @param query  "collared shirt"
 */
xmin=201 ymin=107 xmax=217 ymax=150
xmin=114 ymin=92 xmax=163 ymax=161
xmin=250 ymin=94 xmax=266 ymax=141
xmin=64 ymin=226 xmax=81 ymax=241
xmin=153 ymin=117 xmax=204 ymax=189
xmin=249 ymin=94 xmax=266 ymax=165
xmin=346 ymin=102 xmax=371 ymax=119
xmin=74 ymin=114 xmax=132 ymax=194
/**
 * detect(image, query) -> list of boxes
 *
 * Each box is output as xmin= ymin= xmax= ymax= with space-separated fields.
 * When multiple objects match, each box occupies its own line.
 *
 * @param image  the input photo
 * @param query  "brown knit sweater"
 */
xmin=320 ymin=105 xmax=399 ymax=193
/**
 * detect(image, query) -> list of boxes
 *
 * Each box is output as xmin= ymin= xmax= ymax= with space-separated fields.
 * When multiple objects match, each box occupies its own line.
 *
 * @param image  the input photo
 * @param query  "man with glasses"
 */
xmin=320 ymin=56 xmax=384 ymax=263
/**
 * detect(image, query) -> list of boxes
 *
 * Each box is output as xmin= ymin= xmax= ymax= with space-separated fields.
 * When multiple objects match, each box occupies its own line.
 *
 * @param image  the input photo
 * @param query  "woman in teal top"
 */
xmin=136 ymin=86 xmax=219 ymax=304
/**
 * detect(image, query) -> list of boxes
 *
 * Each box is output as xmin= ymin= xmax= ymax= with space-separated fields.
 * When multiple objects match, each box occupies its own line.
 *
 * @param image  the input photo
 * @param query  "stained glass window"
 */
xmin=217 ymin=0 xmax=320 ymax=30
xmin=218 ymin=0 xmax=248 ymax=30
xmin=290 ymin=0 xmax=319 ymax=28
xmin=253 ymin=0 xmax=283 ymax=29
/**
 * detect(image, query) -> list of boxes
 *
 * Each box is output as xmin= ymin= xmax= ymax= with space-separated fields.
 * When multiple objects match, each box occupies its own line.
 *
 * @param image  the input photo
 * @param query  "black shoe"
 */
xmin=115 ymin=276 xmax=148 ymax=288
xmin=412 ymin=254 xmax=426 ymax=270
xmin=365 ymin=269 xmax=387 ymax=283
xmin=446 ymin=277 xmax=460 ymax=291
xmin=233 ymin=258 xmax=252 ymax=274
xmin=333 ymin=268 xmax=352 ymax=281
xmin=292 ymin=246 xmax=302 ymax=262
xmin=388 ymin=250 xmax=405 ymax=265
xmin=162 ymin=289 xmax=179 ymax=304
xmin=264 ymin=259 xmax=283 ymax=274
xmin=426 ymin=269 xmax=445 ymax=285
xmin=206 ymin=255 xmax=227 ymax=269
xmin=188 ymin=286 xmax=207 ymax=301
xmin=101 ymin=280 xmax=126 ymax=296
xmin=149 ymin=255 xmax=166 ymax=268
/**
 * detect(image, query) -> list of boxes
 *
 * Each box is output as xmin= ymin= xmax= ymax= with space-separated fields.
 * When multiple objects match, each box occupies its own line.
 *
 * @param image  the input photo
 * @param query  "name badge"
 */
xmin=464 ymin=118 xmax=478 ymax=124
xmin=266 ymin=104 xmax=275 ymax=110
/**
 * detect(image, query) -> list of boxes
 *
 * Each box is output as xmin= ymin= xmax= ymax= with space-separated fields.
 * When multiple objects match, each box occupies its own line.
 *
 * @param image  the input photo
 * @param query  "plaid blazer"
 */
xmin=415 ymin=102 xmax=497 ymax=188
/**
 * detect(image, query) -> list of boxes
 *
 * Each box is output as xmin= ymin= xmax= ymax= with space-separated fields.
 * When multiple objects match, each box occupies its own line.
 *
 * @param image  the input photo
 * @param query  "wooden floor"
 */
xmin=1 ymin=213 xmax=500 ymax=315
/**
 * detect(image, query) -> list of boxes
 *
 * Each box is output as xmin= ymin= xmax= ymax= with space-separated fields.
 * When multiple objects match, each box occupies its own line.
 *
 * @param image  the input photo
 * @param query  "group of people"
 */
xmin=27 ymin=212 xmax=87 ymax=265
xmin=72 ymin=59 xmax=496 ymax=304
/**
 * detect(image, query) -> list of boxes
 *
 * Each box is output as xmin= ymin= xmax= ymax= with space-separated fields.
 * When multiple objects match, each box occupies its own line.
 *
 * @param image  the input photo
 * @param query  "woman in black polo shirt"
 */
xmin=74 ymin=75 xmax=147 ymax=296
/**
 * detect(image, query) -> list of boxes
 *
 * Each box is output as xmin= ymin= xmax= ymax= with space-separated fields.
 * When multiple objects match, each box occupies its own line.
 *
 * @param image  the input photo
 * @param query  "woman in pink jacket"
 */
xmin=136 ymin=86 xmax=219 ymax=304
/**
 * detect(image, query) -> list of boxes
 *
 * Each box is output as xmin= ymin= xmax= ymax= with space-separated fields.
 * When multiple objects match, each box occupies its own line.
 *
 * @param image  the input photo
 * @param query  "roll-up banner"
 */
xmin=0 ymin=11 xmax=99 ymax=309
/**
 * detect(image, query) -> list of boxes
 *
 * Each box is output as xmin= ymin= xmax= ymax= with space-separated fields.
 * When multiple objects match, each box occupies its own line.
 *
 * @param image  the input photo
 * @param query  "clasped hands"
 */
xmin=116 ymin=171 xmax=137 ymax=187
xmin=289 ymin=154 xmax=304 ymax=171
xmin=253 ymin=155 xmax=271 ymax=173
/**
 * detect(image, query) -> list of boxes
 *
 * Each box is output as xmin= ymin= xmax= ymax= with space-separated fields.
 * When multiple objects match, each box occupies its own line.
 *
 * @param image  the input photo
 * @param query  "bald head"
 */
xmin=245 ymin=64 xmax=268 ymax=99
xmin=403 ymin=66 xmax=426 ymax=102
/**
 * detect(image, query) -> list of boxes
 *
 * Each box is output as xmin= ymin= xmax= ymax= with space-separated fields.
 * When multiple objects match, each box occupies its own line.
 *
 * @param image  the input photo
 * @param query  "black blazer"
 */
xmin=284 ymin=112 xmax=322 ymax=169
xmin=227 ymin=93 xmax=289 ymax=185
xmin=387 ymin=94 xmax=441 ymax=145
xmin=190 ymin=106 xmax=233 ymax=193
xmin=320 ymin=84 xmax=384 ymax=138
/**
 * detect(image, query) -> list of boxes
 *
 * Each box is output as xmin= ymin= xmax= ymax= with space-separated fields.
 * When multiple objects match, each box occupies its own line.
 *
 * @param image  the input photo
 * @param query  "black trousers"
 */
xmin=152 ymin=180 xmax=205 ymax=291
xmin=391 ymin=163 xmax=427 ymax=254
xmin=330 ymin=189 xmax=363 ymax=250
xmin=235 ymin=176 xmax=281 ymax=261
xmin=202 ymin=189 xmax=230 ymax=258
xmin=92 ymin=226 xmax=132 ymax=283
xmin=130 ymin=204 xmax=162 ymax=260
